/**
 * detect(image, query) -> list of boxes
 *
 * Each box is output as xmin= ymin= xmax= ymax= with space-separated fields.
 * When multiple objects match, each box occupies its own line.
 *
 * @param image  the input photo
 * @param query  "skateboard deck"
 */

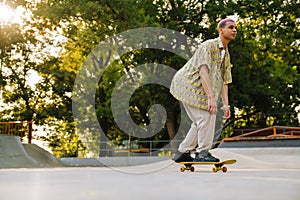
xmin=177 ymin=159 xmax=236 ymax=172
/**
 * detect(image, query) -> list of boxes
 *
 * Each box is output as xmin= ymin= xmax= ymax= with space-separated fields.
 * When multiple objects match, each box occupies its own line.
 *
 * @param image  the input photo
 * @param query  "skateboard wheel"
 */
xmin=222 ymin=166 xmax=227 ymax=173
xmin=190 ymin=166 xmax=195 ymax=172
xmin=180 ymin=166 xmax=185 ymax=172
xmin=212 ymin=166 xmax=218 ymax=172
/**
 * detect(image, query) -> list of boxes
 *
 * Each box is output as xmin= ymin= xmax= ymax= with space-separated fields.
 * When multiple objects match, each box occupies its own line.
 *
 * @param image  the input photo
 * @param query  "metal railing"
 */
xmin=48 ymin=139 xmax=182 ymax=158
xmin=0 ymin=121 xmax=32 ymax=143
xmin=98 ymin=139 xmax=182 ymax=157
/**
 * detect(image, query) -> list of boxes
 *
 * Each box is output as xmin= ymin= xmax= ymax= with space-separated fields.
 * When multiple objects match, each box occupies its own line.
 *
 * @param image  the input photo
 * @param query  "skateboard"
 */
xmin=177 ymin=159 xmax=236 ymax=173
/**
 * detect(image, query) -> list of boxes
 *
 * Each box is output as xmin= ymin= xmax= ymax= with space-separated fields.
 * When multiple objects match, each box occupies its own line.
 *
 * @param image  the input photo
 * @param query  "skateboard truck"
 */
xmin=178 ymin=159 xmax=236 ymax=173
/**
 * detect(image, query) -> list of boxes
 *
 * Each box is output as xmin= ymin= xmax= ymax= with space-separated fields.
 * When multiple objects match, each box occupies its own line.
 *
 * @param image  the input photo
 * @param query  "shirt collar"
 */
xmin=217 ymin=37 xmax=224 ymax=49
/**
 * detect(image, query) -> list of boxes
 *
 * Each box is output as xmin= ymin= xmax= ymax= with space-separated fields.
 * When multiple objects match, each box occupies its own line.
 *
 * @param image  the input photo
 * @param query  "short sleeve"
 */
xmin=188 ymin=43 xmax=211 ymax=71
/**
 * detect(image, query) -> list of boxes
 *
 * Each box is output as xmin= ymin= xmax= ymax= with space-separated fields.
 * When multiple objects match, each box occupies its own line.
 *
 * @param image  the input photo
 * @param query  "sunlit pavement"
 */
xmin=1 ymin=148 xmax=300 ymax=200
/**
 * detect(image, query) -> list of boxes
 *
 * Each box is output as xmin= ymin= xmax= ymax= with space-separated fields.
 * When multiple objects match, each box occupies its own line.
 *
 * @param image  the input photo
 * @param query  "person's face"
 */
xmin=220 ymin=21 xmax=237 ymax=40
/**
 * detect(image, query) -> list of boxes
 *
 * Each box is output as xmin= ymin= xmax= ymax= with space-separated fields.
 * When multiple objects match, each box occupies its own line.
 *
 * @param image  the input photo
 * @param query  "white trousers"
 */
xmin=178 ymin=103 xmax=216 ymax=153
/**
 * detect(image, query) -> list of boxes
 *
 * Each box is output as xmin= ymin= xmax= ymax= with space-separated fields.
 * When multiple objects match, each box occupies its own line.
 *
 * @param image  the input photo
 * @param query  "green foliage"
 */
xmin=39 ymin=120 xmax=86 ymax=157
xmin=0 ymin=0 xmax=299 ymax=156
xmin=226 ymin=0 xmax=300 ymax=129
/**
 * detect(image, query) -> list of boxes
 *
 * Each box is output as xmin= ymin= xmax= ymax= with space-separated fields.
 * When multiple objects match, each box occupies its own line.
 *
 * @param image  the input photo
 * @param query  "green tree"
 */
xmin=33 ymin=0 xmax=160 ymax=155
xmin=1 ymin=0 xmax=299 ymax=157
xmin=228 ymin=0 xmax=300 ymax=128
xmin=35 ymin=0 xmax=300 ymax=152
xmin=0 ymin=1 xmax=85 ymax=156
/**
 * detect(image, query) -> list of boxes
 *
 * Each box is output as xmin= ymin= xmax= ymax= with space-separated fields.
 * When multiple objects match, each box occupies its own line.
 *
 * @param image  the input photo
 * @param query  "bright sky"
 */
xmin=0 ymin=2 xmax=23 ymax=25
xmin=0 ymin=1 xmax=66 ymax=84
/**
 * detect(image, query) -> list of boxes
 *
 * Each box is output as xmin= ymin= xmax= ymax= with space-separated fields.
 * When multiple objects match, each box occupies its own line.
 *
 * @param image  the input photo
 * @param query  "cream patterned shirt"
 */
xmin=170 ymin=37 xmax=233 ymax=110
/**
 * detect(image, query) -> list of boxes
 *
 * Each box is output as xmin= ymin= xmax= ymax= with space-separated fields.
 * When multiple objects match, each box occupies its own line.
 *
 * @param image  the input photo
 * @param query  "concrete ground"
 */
xmin=1 ymin=147 xmax=300 ymax=200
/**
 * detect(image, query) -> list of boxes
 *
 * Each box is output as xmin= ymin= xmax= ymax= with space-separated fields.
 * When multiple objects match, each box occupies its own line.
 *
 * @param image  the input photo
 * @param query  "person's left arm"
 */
xmin=221 ymin=84 xmax=231 ymax=119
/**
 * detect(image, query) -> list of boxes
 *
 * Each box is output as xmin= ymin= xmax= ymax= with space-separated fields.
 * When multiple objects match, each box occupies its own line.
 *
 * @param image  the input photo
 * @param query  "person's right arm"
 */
xmin=199 ymin=65 xmax=217 ymax=115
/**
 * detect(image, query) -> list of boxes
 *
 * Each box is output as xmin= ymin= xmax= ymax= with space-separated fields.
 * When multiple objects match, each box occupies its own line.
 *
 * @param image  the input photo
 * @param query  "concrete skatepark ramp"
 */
xmin=1 ymin=134 xmax=300 ymax=200
xmin=1 ymin=147 xmax=299 ymax=200
xmin=2 ymin=134 xmax=300 ymax=169
xmin=0 ymin=135 xmax=64 ymax=168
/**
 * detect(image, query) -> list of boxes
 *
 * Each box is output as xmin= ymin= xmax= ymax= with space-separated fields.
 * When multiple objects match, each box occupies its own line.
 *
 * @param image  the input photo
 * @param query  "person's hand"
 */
xmin=208 ymin=97 xmax=217 ymax=115
xmin=223 ymin=105 xmax=231 ymax=119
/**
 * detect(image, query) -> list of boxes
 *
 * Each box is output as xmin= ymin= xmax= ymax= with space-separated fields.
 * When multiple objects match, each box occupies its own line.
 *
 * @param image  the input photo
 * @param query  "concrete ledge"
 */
xmin=60 ymin=156 xmax=171 ymax=167
xmin=219 ymin=137 xmax=300 ymax=148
